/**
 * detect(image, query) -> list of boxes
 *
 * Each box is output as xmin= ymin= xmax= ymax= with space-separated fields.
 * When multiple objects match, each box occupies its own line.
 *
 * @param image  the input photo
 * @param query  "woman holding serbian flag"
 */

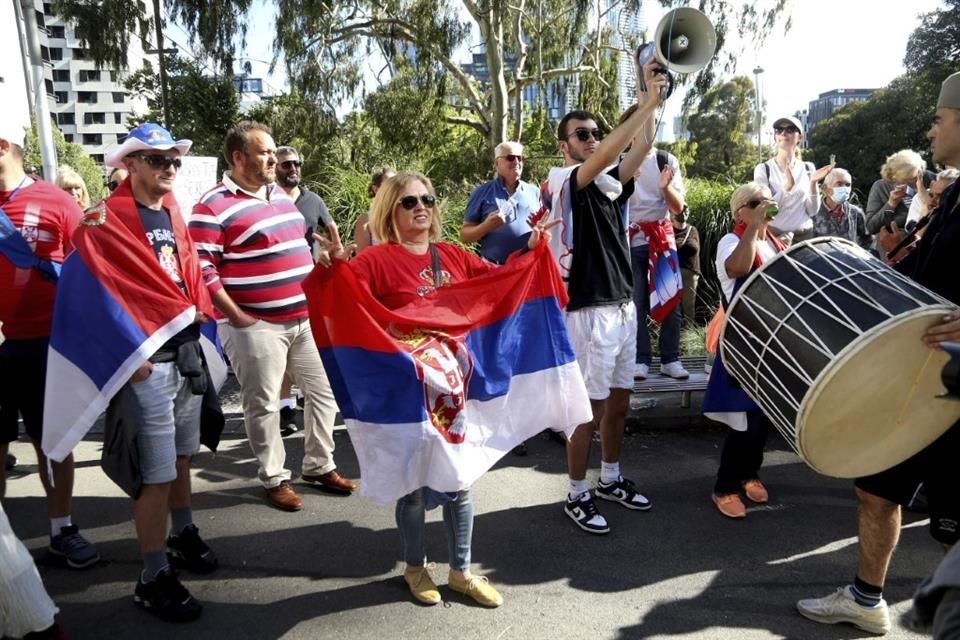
xmin=703 ymin=182 xmax=784 ymax=519
xmin=309 ymin=172 xmax=570 ymax=609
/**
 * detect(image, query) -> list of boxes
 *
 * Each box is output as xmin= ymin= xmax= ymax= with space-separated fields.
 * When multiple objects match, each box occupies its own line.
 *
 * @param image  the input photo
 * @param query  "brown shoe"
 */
xmin=302 ymin=470 xmax=358 ymax=494
xmin=742 ymin=479 xmax=769 ymax=504
xmin=265 ymin=481 xmax=303 ymax=511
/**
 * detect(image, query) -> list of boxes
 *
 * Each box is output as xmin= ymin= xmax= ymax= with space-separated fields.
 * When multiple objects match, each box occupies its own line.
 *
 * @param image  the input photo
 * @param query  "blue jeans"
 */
xmin=631 ymin=244 xmax=681 ymax=365
xmin=395 ymin=488 xmax=473 ymax=571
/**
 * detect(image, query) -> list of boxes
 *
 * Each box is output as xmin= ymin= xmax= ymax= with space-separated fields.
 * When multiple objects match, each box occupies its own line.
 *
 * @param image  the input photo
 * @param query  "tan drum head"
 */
xmin=797 ymin=305 xmax=960 ymax=478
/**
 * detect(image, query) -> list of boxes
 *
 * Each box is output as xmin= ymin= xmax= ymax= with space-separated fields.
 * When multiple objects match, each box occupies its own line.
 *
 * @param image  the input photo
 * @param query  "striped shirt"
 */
xmin=189 ymin=172 xmax=314 ymax=322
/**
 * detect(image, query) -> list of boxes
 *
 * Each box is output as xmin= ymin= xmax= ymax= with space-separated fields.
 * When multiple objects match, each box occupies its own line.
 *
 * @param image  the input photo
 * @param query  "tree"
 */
xmin=24 ymin=121 xmax=107 ymax=204
xmin=245 ymin=92 xmax=340 ymax=181
xmin=124 ymin=56 xmax=240 ymax=159
xmin=685 ymin=76 xmax=758 ymax=182
xmin=904 ymin=0 xmax=960 ymax=75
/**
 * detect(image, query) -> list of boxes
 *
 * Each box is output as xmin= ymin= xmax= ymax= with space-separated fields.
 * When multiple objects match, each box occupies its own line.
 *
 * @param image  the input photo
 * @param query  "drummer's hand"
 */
xmin=314 ymin=233 xmax=355 ymax=268
xmin=528 ymin=218 xmax=561 ymax=249
xmin=924 ymin=309 xmax=960 ymax=349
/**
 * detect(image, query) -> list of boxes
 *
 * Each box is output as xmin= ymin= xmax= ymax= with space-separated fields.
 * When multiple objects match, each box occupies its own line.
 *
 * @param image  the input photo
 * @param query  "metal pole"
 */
xmin=753 ymin=66 xmax=763 ymax=164
xmin=13 ymin=0 xmax=35 ymax=121
xmin=20 ymin=0 xmax=58 ymax=181
xmin=152 ymin=0 xmax=170 ymax=127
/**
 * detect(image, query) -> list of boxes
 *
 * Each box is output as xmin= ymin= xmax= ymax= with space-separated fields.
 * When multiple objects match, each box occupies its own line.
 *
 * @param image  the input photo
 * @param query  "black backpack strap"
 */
xmin=429 ymin=243 xmax=443 ymax=288
xmin=656 ymin=149 xmax=668 ymax=173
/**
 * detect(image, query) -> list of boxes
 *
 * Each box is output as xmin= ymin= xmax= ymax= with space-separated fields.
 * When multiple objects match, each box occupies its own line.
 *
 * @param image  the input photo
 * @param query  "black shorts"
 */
xmin=0 ymin=337 xmax=49 ymax=444
xmin=855 ymin=420 xmax=960 ymax=545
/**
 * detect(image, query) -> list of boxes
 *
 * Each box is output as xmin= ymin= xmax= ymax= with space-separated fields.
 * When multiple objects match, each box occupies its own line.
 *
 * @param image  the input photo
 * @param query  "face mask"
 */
xmin=831 ymin=186 xmax=851 ymax=204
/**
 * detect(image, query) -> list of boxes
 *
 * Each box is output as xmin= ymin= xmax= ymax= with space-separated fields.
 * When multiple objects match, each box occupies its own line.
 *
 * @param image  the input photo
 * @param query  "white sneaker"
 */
xmin=634 ymin=363 xmax=649 ymax=380
xmin=660 ymin=361 xmax=690 ymax=379
xmin=796 ymin=586 xmax=891 ymax=635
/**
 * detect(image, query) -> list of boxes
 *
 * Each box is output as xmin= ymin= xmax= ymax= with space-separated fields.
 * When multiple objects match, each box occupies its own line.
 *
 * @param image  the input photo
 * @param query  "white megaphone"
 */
xmin=636 ymin=7 xmax=718 ymax=99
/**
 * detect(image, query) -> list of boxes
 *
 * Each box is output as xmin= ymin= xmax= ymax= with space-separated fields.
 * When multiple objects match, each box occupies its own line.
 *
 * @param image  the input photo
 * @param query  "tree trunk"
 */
xmin=479 ymin=3 xmax=508 ymax=148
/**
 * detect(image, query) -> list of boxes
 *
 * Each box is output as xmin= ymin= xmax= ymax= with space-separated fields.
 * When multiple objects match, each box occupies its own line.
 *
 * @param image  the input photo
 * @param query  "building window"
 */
xmin=41 ymin=46 xmax=49 ymax=62
xmin=48 ymin=25 xmax=65 ymax=39
xmin=54 ymin=91 xmax=68 ymax=103
xmin=79 ymin=70 xmax=101 ymax=82
xmin=83 ymin=112 xmax=106 ymax=125
xmin=113 ymin=113 xmax=123 ymax=124
xmin=72 ymin=48 xmax=88 ymax=60
xmin=35 ymin=11 xmax=45 ymax=28
xmin=57 ymin=113 xmax=75 ymax=125
xmin=64 ymin=134 xmax=73 ymax=143
xmin=43 ymin=2 xmax=53 ymax=14
xmin=82 ymin=134 xmax=103 ymax=146
xmin=91 ymin=154 xmax=104 ymax=165
xmin=117 ymin=133 xmax=128 ymax=144
xmin=77 ymin=91 xmax=97 ymax=104
xmin=49 ymin=47 xmax=63 ymax=61
xmin=112 ymin=92 xmax=125 ymax=104
xmin=110 ymin=71 xmax=119 ymax=82
xmin=53 ymin=70 xmax=70 ymax=82
xmin=45 ymin=79 xmax=54 ymax=95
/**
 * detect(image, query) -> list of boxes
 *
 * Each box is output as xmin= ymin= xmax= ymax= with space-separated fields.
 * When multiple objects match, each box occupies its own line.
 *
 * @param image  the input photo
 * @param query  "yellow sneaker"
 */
xmin=403 ymin=566 xmax=441 ymax=605
xmin=448 ymin=572 xmax=503 ymax=608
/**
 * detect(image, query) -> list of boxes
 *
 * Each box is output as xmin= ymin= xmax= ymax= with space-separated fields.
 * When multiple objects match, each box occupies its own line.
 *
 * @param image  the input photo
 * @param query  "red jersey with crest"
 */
xmin=0 ymin=179 xmax=83 ymax=339
xmin=349 ymin=242 xmax=496 ymax=310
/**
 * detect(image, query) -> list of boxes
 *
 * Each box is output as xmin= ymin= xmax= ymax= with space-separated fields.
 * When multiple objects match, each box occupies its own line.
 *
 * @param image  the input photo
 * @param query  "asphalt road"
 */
xmin=3 ymin=422 xmax=942 ymax=640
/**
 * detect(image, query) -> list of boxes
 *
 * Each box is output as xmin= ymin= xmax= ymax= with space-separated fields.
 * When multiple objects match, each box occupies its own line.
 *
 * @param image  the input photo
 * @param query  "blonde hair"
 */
xmin=56 ymin=166 xmax=90 ymax=209
xmin=881 ymin=149 xmax=926 ymax=183
xmin=729 ymin=181 xmax=772 ymax=218
xmin=369 ymin=172 xmax=443 ymax=244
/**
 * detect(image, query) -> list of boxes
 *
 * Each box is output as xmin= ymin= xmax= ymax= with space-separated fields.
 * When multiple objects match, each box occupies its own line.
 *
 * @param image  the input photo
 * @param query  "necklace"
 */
xmin=0 ymin=176 xmax=28 ymax=208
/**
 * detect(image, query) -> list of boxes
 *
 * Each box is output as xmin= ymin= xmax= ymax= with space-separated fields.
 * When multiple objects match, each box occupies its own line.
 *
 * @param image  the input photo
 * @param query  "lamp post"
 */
xmin=753 ymin=66 xmax=764 ymax=164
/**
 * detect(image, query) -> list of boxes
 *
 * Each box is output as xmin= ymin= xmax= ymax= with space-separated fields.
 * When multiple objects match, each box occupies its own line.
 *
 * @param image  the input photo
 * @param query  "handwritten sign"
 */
xmin=173 ymin=156 xmax=219 ymax=222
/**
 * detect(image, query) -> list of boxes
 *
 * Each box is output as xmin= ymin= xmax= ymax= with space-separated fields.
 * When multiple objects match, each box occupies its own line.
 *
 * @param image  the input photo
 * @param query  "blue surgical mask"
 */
xmin=831 ymin=186 xmax=851 ymax=204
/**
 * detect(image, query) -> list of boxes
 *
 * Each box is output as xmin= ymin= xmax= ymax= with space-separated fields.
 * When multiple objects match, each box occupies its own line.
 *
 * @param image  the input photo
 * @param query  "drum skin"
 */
xmin=720 ymin=237 xmax=960 ymax=478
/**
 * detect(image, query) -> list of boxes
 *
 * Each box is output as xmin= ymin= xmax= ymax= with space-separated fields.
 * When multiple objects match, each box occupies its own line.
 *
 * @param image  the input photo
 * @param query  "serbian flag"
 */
xmin=630 ymin=219 xmax=683 ymax=323
xmin=303 ymin=244 xmax=591 ymax=505
xmin=41 ymin=183 xmax=217 ymax=463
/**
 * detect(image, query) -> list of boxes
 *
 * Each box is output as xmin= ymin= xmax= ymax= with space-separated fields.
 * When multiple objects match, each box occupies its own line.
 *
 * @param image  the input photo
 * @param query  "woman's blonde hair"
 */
xmin=880 ymin=149 xmax=926 ymax=183
xmin=56 ymin=166 xmax=90 ymax=209
xmin=729 ymin=181 xmax=771 ymax=218
xmin=369 ymin=172 xmax=443 ymax=244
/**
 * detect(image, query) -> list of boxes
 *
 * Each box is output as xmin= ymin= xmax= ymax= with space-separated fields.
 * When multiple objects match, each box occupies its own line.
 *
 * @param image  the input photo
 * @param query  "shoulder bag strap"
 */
xmin=429 ymin=243 xmax=443 ymax=288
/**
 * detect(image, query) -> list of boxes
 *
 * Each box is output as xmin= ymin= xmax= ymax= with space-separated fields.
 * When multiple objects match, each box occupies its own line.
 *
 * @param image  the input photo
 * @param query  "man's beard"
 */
xmin=278 ymin=173 xmax=299 ymax=188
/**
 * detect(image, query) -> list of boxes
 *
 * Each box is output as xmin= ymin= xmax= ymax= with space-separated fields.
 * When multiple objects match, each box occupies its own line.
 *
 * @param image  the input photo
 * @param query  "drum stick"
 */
xmin=888 ymin=214 xmax=932 ymax=260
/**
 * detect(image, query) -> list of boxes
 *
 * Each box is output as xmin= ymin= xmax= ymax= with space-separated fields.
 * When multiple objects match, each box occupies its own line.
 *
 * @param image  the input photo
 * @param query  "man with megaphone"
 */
xmin=538 ymin=60 xmax=667 ymax=535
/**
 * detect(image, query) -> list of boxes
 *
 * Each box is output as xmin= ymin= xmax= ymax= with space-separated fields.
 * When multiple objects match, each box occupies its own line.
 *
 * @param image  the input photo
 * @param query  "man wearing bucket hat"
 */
xmin=0 ymin=118 xmax=98 ymax=570
xmin=95 ymin=123 xmax=217 ymax=621
xmin=797 ymin=71 xmax=960 ymax=636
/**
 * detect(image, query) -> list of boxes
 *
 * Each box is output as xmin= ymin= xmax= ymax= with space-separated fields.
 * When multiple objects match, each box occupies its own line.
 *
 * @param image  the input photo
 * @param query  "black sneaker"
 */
xmin=279 ymin=406 xmax=299 ymax=437
xmin=167 ymin=524 xmax=219 ymax=574
xmin=49 ymin=525 xmax=100 ymax=569
xmin=595 ymin=476 xmax=652 ymax=511
xmin=134 ymin=567 xmax=203 ymax=622
xmin=564 ymin=492 xmax=610 ymax=535
xmin=512 ymin=443 xmax=528 ymax=456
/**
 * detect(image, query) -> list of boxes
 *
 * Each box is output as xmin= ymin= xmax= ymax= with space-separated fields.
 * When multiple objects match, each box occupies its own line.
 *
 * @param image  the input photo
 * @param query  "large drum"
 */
xmin=721 ymin=237 xmax=959 ymax=478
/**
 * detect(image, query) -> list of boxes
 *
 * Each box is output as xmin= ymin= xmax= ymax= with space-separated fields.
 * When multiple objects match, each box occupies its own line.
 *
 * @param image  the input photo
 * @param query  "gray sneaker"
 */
xmin=797 ymin=585 xmax=891 ymax=635
xmin=49 ymin=525 xmax=100 ymax=569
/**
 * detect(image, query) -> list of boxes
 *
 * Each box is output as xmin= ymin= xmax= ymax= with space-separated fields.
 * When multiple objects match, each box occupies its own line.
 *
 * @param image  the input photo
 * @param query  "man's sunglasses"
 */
xmin=774 ymin=126 xmax=800 ymax=135
xmin=499 ymin=154 xmax=524 ymax=162
xmin=397 ymin=194 xmax=436 ymax=210
xmin=567 ymin=128 xmax=603 ymax=142
xmin=133 ymin=154 xmax=182 ymax=170
xmin=280 ymin=160 xmax=302 ymax=169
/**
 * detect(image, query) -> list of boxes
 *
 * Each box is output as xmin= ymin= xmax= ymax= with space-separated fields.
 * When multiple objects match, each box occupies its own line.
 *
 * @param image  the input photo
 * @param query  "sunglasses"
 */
xmin=133 ymin=155 xmax=182 ymax=170
xmin=397 ymin=194 xmax=436 ymax=210
xmin=279 ymin=160 xmax=302 ymax=169
xmin=567 ymin=128 xmax=603 ymax=142
xmin=107 ymin=181 xmax=121 ymax=191
xmin=774 ymin=126 xmax=800 ymax=135
xmin=741 ymin=198 xmax=770 ymax=210
xmin=499 ymin=154 xmax=524 ymax=162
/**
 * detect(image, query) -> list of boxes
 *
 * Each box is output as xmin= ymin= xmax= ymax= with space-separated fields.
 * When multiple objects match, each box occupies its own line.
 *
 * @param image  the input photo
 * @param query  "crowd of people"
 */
xmin=1 ymin=55 xmax=960 ymax=638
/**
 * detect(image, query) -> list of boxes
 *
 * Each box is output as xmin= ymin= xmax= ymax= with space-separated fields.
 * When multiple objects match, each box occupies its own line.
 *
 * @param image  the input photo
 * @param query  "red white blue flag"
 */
xmin=303 ymin=244 xmax=591 ymax=504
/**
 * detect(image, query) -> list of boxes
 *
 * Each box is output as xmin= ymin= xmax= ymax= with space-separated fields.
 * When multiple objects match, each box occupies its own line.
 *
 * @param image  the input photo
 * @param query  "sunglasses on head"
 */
xmin=568 ymin=128 xmax=603 ymax=142
xmin=279 ymin=159 xmax=302 ymax=169
xmin=133 ymin=154 xmax=182 ymax=170
xmin=500 ymin=154 xmax=524 ymax=162
xmin=397 ymin=194 xmax=436 ymax=210
xmin=774 ymin=126 xmax=800 ymax=135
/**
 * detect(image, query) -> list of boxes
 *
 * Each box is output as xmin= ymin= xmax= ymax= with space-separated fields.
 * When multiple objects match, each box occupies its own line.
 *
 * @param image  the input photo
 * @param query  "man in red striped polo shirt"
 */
xmin=189 ymin=120 xmax=356 ymax=511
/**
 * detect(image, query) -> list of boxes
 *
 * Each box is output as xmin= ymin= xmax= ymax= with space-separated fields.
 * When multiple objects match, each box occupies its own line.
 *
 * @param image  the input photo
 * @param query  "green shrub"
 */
xmin=684 ymin=178 xmax=736 ymax=321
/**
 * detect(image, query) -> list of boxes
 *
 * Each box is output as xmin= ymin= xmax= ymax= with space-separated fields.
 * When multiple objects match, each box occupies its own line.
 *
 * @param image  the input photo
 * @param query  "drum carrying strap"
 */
xmin=429 ymin=243 xmax=443 ymax=288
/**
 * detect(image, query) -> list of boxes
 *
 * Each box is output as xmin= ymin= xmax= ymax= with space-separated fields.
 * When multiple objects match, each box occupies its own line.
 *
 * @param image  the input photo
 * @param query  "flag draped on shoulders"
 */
xmin=303 ymin=244 xmax=591 ymax=505
xmin=629 ymin=219 xmax=682 ymax=322
xmin=42 ymin=181 xmax=215 ymax=462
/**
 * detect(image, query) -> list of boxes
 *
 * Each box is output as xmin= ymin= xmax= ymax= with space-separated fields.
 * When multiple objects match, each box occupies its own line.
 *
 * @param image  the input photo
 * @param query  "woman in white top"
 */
xmin=754 ymin=116 xmax=832 ymax=245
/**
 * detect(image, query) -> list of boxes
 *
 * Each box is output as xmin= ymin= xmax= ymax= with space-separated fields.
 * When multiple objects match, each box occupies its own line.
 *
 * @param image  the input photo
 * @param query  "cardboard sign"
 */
xmin=173 ymin=156 xmax=219 ymax=222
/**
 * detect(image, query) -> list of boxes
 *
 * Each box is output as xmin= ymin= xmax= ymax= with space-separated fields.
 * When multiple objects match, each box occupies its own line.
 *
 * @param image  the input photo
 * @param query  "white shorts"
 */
xmin=565 ymin=302 xmax=637 ymax=400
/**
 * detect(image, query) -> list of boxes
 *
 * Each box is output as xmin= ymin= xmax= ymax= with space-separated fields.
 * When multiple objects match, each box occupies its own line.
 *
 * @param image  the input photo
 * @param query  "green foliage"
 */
xmin=245 ymin=92 xmax=339 ymax=182
xmin=686 ymin=76 xmax=760 ymax=182
xmin=124 ymin=56 xmax=240 ymax=162
xmin=684 ymin=177 xmax=736 ymax=315
xmin=904 ymin=0 xmax=960 ymax=74
xmin=24 ymin=120 xmax=107 ymax=204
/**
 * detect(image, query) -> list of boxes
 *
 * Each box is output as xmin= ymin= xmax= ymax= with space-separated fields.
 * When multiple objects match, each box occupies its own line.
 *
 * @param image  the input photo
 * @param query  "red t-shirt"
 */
xmin=0 ymin=179 xmax=83 ymax=339
xmin=349 ymin=242 xmax=496 ymax=310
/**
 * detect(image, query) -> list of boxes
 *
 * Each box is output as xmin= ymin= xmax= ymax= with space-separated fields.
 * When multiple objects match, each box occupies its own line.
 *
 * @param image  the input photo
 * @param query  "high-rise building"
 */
xmin=604 ymin=0 xmax=647 ymax=114
xmin=806 ymin=88 xmax=876 ymax=132
xmin=14 ymin=0 xmax=158 ymax=168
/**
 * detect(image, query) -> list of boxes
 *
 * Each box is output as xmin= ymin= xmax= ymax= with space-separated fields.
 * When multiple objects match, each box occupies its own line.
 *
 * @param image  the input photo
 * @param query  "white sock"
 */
xmin=50 ymin=515 xmax=72 ymax=538
xmin=280 ymin=397 xmax=295 ymax=410
xmin=600 ymin=461 xmax=620 ymax=485
xmin=568 ymin=478 xmax=589 ymax=501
